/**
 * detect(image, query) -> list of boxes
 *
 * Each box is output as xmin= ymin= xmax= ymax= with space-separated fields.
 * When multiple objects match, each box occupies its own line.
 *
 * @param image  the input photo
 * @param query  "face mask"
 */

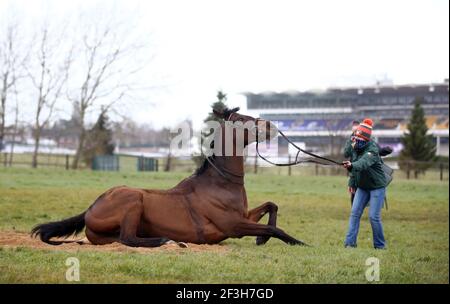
xmin=354 ymin=139 xmax=367 ymax=151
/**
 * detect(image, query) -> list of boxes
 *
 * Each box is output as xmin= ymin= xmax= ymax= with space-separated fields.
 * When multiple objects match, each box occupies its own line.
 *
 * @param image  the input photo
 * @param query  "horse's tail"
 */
xmin=31 ymin=211 xmax=86 ymax=245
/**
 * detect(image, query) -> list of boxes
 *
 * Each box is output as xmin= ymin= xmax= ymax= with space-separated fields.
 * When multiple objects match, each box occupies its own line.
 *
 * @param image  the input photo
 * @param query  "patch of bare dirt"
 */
xmin=0 ymin=231 xmax=228 ymax=254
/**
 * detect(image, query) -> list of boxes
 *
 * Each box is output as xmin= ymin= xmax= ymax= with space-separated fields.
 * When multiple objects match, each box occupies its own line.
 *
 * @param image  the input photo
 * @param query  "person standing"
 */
xmin=342 ymin=119 xmax=388 ymax=249
xmin=344 ymin=120 xmax=393 ymax=206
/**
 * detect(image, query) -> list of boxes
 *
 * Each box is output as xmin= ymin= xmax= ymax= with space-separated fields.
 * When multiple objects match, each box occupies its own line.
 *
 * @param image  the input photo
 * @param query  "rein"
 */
xmin=254 ymin=118 xmax=343 ymax=167
xmin=204 ymin=156 xmax=244 ymax=185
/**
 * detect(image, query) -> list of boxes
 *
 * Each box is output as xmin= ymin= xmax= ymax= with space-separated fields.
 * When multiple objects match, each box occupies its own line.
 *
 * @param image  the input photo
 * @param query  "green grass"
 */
xmin=0 ymin=167 xmax=448 ymax=283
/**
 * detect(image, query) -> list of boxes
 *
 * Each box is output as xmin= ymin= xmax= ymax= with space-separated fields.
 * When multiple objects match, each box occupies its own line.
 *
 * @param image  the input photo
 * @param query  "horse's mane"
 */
xmin=193 ymin=106 xmax=237 ymax=177
xmin=193 ymin=136 xmax=217 ymax=176
xmin=194 ymin=155 xmax=214 ymax=176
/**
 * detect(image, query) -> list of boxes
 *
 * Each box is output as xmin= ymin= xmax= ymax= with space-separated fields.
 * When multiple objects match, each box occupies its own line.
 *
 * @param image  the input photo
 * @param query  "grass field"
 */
xmin=0 ymin=167 xmax=448 ymax=283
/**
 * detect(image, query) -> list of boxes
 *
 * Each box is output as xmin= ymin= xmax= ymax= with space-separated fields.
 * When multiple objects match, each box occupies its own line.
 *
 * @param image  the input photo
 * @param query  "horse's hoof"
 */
xmin=290 ymin=240 xmax=309 ymax=246
xmin=177 ymin=242 xmax=188 ymax=248
xmin=297 ymin=241 xmax=310 ymax=247
xmin=161 ymin=238 xmax=172 ymax=245
xmin=163 ymin=240 xmax=188 ymax=248
xmin=256 ymin=236 xmax=269 ymax=246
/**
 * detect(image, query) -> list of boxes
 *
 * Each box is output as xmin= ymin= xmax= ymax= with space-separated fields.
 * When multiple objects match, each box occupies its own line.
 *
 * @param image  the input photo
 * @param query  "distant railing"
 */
xmin=0 ymin=153 xmax=160 ymax=172
xmin=242 ymin=156 xmax=448 ymax=181
xmin=0 ymin=152 xmax=87 ymax=170
xmin=0 ymin=152 xmax=448 ymax=181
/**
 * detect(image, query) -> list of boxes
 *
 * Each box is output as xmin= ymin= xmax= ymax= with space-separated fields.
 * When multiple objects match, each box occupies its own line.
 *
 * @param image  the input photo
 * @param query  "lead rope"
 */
xmin=255 ymin=119 xmax=343 ymax=167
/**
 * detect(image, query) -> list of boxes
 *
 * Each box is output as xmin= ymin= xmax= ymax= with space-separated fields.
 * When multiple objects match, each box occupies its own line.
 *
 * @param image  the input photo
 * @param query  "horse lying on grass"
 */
xmin=32 ymin=107 xmax=307 ymax=248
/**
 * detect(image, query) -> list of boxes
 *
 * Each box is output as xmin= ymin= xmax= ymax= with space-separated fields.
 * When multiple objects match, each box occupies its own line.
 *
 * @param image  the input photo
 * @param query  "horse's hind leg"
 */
xmin=119 ymin=201 xmax=169 ymax=248
xmin=247 ymin=202 xmax=278 ymax=245
xmin=86 ymin=228 xmax=119 ymax=245
xmin=233 ymin=221 xmax=308 ymax=246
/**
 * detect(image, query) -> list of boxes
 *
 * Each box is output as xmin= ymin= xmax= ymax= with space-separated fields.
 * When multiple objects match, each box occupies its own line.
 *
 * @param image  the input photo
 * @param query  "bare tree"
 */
xmin=68 ymin=17 xmax=150 ymax=169
xmin=27 ymin=24 xmax=71 ymax=168
xmin=8 ymin=84 xmax=19 ymax=166
xmin=0 ymin=21 xmax=26 ymax=152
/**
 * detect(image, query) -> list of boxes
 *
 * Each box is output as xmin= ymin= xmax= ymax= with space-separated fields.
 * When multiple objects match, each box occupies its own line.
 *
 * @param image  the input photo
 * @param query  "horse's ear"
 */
xmin=230 ymin=107 xmax=240 ymax=114
xmin=213 ymin=107 xmax=240 ymax=119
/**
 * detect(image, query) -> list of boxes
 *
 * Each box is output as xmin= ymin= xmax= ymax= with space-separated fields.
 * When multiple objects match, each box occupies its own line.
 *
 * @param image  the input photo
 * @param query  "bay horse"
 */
xmin=32 ymin=107 xmax=307 ymax=247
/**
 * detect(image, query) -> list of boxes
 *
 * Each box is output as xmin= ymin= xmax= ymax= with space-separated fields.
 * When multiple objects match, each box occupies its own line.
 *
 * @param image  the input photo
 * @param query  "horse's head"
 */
xmin=213 ymin=107 xmax=278 ymax=152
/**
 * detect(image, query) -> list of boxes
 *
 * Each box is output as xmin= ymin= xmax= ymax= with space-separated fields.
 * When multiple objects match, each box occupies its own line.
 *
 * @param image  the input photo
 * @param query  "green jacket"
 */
xmin=344 ymin=138 xmax=357 ymax=188
xmin=349 ymin=141 xmax=387 ymax=190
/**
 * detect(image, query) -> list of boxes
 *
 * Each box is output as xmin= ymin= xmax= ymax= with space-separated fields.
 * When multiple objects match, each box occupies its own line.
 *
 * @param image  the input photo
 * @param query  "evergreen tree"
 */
xmin=83 ymin=110 xmax=115 ymax=166
xmin=399 ymin=97 xmax=436 ymax=178
xmin=193 ymin=91 xmax=228 ymax=166
xmin=203 ymin=90 xmax=228 ymax=125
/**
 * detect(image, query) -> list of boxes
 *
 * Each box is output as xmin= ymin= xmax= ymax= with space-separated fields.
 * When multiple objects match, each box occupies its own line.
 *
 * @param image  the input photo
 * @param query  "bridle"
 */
xmin=200 ymin=112 xmax=245 ymax=185
xmin=201 ymin=112 xmax=342 ymax=185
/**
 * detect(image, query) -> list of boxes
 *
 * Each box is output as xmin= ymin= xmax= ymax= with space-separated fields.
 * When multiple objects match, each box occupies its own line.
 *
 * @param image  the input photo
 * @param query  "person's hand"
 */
xmin=348 ymin=187 xmax=356 ymax=194
xmin=343 ymin=161 xmax=352 ymax=169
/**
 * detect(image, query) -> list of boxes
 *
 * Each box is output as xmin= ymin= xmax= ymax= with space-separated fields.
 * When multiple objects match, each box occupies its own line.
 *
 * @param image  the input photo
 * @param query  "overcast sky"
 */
xmin=1 ymin=0 xmax=449 ymax=129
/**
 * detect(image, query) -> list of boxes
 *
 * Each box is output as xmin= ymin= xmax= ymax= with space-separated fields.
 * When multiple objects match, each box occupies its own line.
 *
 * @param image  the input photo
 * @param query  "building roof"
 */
xmin=243 ymin=81 xmax=449 ymax=97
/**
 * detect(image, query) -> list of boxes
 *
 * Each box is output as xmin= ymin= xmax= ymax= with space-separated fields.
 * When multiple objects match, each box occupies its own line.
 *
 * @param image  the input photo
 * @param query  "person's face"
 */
xmin=353 ymin=137 xmax=368 ymax=151
xmin=351 ymin=124 xmax=359 ymax=133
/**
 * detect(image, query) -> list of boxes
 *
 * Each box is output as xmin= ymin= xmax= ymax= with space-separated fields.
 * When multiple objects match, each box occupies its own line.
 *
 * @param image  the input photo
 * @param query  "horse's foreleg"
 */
xmin=232 ymin=221 xmax=307 ymax=246
xmin=247 ymin=202 xmax=278 ymax=245
xmin=119 ymin=201 xmax=170 ymax=248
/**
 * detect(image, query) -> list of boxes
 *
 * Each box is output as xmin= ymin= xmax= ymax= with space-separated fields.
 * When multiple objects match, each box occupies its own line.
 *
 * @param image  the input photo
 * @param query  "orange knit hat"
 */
xmin=355 ymin=118 xmax=373 ymax=141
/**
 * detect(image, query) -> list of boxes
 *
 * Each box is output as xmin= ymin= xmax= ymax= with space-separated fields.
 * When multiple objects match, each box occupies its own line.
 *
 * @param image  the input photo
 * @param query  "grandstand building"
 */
xmin=245 ymin=80 xmax=449 ymax=156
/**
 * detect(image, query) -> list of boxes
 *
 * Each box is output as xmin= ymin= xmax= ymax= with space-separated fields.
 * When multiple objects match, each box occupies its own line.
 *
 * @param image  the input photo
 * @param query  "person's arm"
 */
xmin=374 ymin=141 xmax=393 ymax=157
xmin=343 ymin=138 xmax=353 ymax=159
xmin=347 ymin=151 xmax=379 ymax=172
xmin=379 ymin=146 xmax=393 ymax=157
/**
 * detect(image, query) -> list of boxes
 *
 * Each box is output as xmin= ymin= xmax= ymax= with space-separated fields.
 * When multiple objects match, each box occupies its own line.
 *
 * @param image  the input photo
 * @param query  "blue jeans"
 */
xmin=345 ymin=187 xmax=386 ymax=249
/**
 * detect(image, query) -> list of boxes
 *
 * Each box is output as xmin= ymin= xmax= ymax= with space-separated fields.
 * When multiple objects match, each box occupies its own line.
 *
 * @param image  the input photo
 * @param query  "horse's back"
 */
xmin=84 ymin=180 xmax=243 ymax=244
xmin=85 ymin=184 xmax=200 ymax=242
xmin=85 ymin=185 xmax=143 ymax=232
